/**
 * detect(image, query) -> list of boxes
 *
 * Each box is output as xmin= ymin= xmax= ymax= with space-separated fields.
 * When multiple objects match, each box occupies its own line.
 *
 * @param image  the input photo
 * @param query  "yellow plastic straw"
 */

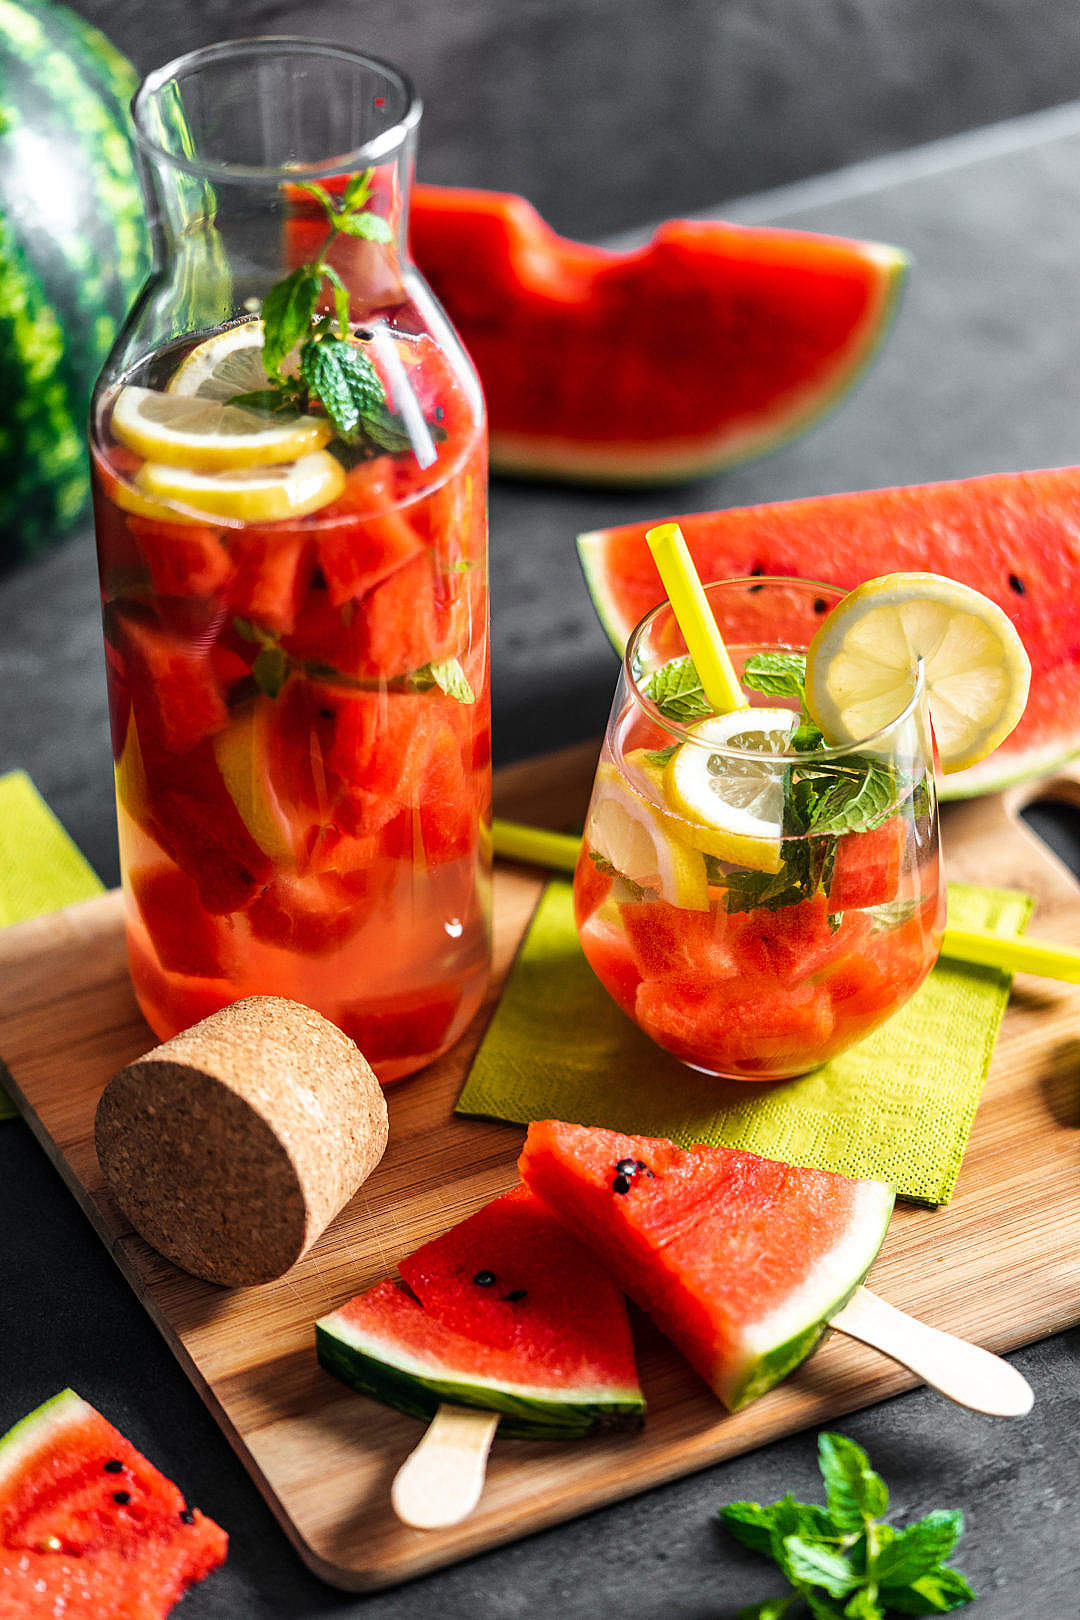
xmin=491 ymin=819 xmax=1080 ymax=985
xmin=645 ymin=522 xmax=747 ymax=713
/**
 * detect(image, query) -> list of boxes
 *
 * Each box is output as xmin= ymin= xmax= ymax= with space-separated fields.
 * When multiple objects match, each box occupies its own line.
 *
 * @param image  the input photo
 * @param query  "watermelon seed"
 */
xmin=103 ymin=1458 xmax=124 ymax=1473
xmin=1009 ymin=573 xmax=1026 ymax=595
xmin=814 ymin=598 xmax=828 ymax=614
xmin=472 ymin=1270 xmax=497 ymax=1286
xmin=612 ymin=1174 xmax=632 ymax=1194
xmin=616 ymin=1158 xmax=638 ymax=1176
xmin=112 ymin=1490 xmax=132 ymax=1505
xmin=502 ymin=1289 xmax=528 ymax=1302
xmin=39 ymin=1536 xmax=63 ymax=1552
xmin=180 ymin=1509 xmax=196 ymax=1524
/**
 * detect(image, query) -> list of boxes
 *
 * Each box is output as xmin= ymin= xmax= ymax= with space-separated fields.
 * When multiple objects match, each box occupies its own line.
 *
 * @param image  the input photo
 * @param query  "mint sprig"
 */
xmin=231 ymin=171 xmax=445 ymax=456
xmin=721 ymin=1433 xmax=976 ymax=1619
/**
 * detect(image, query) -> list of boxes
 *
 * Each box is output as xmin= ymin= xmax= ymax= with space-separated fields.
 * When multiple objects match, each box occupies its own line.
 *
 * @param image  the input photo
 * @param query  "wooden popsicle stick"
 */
xmin=391 ymin=1404 xmax=501 ymax=1530
xmin=829 ymin=1287 xmax=1034 ymax=1417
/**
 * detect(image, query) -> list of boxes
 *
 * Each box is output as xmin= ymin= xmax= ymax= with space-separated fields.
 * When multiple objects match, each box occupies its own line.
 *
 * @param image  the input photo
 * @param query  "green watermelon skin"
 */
xmin=316 ymin=1185 xmax=646 ymax=1440
xmin=519 ymin=1121 xmax=894 ymax=1412
xmin=0 ymin=1387 xmax=227 ymax=1617
xmin=0 ymin=0 xmax=150 ymax=558
xmin=578 ymin=466 xmax=1080 ymax=797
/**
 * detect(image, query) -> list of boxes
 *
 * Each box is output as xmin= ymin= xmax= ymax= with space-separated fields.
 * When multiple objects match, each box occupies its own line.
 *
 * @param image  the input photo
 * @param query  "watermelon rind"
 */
xmin=723 ymin=1178 xmax=895 ymax=1410
xmin=315 ymin=1311 xmax=646 ymax=1440
xmin=0 ymin=1387 xmax=89 ymax=1489
xmin=491 ymin=245 xmax=907 ymax=486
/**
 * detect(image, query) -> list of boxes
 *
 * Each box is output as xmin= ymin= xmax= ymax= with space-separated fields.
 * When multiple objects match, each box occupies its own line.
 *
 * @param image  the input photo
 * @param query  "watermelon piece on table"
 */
xmin=410 ymin=184 xmax=905 ymax=484
xmin=316 ymin=1184 xmax=645 ymax=1438
xmin=519 ymin=1121 xmax=893 ymax=1411
xmin=0 ymin=1389 xmax=226 ymax=1619
xmin=577 ymin=466 xmax=1080 ymax=797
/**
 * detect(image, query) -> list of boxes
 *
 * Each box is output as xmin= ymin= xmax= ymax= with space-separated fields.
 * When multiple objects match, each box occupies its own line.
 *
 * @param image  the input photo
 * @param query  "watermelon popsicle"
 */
xmin=315 ymin=1185 xmax=645 ymax=1529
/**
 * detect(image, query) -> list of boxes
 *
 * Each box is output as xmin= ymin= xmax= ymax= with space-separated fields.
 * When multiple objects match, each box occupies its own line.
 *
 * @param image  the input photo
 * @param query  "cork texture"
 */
xmin=94 ymin=996 xmax=388 ymax=1285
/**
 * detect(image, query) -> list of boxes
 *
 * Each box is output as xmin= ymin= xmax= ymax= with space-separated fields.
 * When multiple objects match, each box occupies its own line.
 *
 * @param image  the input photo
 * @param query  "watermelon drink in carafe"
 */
xmin=89 ymin=41 xmax=490 ymax=1081
xmin=573 ymin=579 xmax=944 ymax=1081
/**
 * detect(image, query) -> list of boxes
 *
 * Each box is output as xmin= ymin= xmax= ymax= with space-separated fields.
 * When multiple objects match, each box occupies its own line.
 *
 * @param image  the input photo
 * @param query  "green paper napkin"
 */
xmin=0 ymin=771 xmax=105 ymax=1121
xmin=456 ymin=879 xmax=1032 ymax=1205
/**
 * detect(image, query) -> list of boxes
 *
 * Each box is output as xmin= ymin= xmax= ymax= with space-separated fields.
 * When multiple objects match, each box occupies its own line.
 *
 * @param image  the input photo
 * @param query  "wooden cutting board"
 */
xmin=2 ymin=742 xmax=1080 ymax=1591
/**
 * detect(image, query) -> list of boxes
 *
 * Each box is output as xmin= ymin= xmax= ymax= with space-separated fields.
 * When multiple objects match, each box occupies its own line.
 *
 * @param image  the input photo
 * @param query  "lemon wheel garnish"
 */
xmin=135 ymin=451 xmax=346 ymax=523
xmin=663 ymin=708 xmax=797 ymax=874
xmin=111 ymin=385 xmax=332 ymax=470
xmin=587 ymin=763 xmax=708 ymax=910
xmin=803 ymin=572 xmax=1031 ymax=774
xmin=167 ymin=322 xmax=275 ymax=402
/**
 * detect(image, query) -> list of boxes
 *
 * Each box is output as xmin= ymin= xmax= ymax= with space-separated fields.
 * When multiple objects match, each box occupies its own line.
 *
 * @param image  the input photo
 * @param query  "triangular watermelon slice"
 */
xmin=578 ymin=466 xmax=1080 ymax=797
xmin=519 ymin=1122 xmax=893 ymax=1411
xmin=0 ymin=1389 xmax=227 ymax=1618
xmin=316 ymin=1185 xmax=645 ymax=1439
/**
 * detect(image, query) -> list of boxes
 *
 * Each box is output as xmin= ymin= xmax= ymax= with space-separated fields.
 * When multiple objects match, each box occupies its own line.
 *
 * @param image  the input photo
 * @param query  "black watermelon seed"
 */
xmin=103 ymin=1459 xmax=123 ymax=1474
xmin=112 ymin=1491 xmax=131 ymax=1505
xmin=814 ymin=598 xmax=828 ymax=614
xmin=615 ymin=1158 xmax=638 ymax=1176
xmin=502 ymin=1289 xmax=527 ymax=1302
xmin=748 ymin=582 xmax=766 ymax=594
xmin=472 ymin=1270 xmax=497 ymax=1287
xmin=180 ymin=1508 xmax=196 ymax=1524
xmin=750 ymin=565 xmax=764 ymax=575
xmin=612 ymin=1174 xmax=631 ymax=1194
xmin=1009 ymin=573 xmax=1026 ymax=595
xmin=635 ymin=1160 xmax=648 ymax=1171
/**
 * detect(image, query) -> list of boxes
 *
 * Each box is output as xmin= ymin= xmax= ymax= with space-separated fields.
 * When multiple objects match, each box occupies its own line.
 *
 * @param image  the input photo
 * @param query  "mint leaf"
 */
xmin=261 ymin=265 xmax=320 ymax=377
xmin=428 ymin=659 xmax=475 ymax=704
xmin=643 ymin=744 xmax=678 ymax=768
xmin=720 ymin=1500 xmax=778 ymax=1556
xmin=818 ymin=1434 xmax=889 ymax=1534
xmin=360 ymin=399 xmax=420 ymax=455
xmin=844 ymin=1591 xmax=885 ymax=1620
xmin=805 ymin=1596 xmax=847 ymax=1620
xmin=879 ymin=1567 xmax=976 ymax=1614
xmin=335 ymin=209 xmax=394 ymax=242
xmin=783 ymin=1538 xmax=859 ymax=1600
xmin=588 ymin=850 xmax=618 ymax=878
xmin=742 ymin=651 xmax=806 ymax=700
xmin=342 ymin=169 xmax=375 ymax=210
xmin=321 ymin=264 xmax=352 ymax=337
xmin=807 ymin=762 xmax=898 ymax=835
xmin=790 ymin=718 xmax=826 ymax=752
xmin=641 ymin=656 xmax=713 ymax=722
xmin=736 ymin=1600 xmax=798 ymax=1620
xmin=300 ymin=335 xmax=386 ymax=438
xmin=252 ymin=644 xmax=288 ymax=698
xmin=873 ymin=1513 xmax=963 ymax=1588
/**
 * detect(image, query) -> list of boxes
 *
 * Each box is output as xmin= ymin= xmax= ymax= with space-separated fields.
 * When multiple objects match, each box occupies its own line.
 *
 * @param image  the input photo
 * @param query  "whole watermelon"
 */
xmin=0 ymin=0 xmax=150 ymax=560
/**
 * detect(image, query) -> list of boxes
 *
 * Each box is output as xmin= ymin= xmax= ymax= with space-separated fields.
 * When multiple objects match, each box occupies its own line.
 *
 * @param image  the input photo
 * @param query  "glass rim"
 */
xmin=132 ymin=37 xmax=422 ymax=185
xmin=622 ymin=574 xmax=929 ymax=760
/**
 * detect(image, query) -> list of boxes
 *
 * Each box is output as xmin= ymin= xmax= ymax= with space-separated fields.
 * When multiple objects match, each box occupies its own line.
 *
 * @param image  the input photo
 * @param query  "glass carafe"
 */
xmin=90 ymin=40 xmax=491 ymax=1082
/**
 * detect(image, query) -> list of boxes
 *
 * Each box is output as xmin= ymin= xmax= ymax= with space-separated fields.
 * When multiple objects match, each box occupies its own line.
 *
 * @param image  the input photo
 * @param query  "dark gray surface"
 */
xmin=4 ymin=19 xmax=1080 ymax=1617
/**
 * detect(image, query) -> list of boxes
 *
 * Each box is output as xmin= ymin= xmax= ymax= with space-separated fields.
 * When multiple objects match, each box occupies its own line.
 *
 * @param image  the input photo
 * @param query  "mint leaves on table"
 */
xmin=720 ymin=1432 xmax=975 ymax=1619
xmin=232 ymin=170 xmax=444 ymax=457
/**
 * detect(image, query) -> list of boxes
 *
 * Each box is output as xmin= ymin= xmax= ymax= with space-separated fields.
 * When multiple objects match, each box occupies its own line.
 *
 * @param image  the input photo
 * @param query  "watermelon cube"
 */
xmin=116 ymin=614 xmax=229 ymax=755
xmin=829 ymin=816 xmax=908 ymax=911
xmin=129 ymin=864 xmax=238 ymax=979
xmin=127 ymin=516 xmax=231 ymax=598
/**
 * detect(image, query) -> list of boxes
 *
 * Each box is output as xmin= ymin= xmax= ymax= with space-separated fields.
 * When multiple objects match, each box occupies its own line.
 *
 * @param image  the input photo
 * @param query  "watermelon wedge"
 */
xmin=410 ymin=184 xmax=906 ymax=484
xmin=519 ymin=1122 xmax=893 ymax=1411
xmin=316 ymin=1185 xmax=645 ymax=1438
xmin=578 ymin=466 xmax=1080 ymax=796
xmin=0 ymin=1388 xmax=226 ymax=1619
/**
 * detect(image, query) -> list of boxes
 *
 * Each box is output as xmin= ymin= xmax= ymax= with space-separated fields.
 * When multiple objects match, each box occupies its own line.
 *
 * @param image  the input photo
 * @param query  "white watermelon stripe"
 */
xmin=318 ymin=1309 xmax=641 ymax=1408
xmin=0 ymin=1389 xmax=90 ymax=1484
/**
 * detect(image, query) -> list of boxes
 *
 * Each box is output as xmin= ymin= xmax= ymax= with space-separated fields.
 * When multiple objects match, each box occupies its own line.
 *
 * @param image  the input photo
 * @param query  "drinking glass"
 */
xmin=573 ymin=578 xmax=944 ymax=1080
xmin=90 ymin=40 xmax=490 ymax=1081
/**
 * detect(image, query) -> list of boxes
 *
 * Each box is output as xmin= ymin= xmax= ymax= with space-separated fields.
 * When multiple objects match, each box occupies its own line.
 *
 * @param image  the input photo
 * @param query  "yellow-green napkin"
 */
xmin=0 ymin=771 xmax=104 ymax=1121
xmin=456 ymin=879 xmax=1032 ymax=1205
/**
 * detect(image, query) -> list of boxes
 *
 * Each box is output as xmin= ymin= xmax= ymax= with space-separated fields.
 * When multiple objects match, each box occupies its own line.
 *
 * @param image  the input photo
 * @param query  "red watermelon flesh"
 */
xmin=315 ymin=1184 xmax=645 ymax=1438
xmin=114 ymin=614 xmax=229 ymax=757
xmin=519 ymin=1121 xmax=893 ymax=1410
xmin=828 ymin=817 xmax=907 ymax=912
xmin=579 ymin=466 xmax=1080 ymax=796
xmin=125 ymin=518 xmax=230 ymax=599
xmin=0 ymin=1389 xmax=226 ymax=1619
xmin=410 ymin=184 xmax=905 ymax=483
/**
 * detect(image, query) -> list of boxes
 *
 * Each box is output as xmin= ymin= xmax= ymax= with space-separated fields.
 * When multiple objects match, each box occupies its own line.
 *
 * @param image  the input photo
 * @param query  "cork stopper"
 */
xmin=94 ymin=996 xmax=388 ymax=1286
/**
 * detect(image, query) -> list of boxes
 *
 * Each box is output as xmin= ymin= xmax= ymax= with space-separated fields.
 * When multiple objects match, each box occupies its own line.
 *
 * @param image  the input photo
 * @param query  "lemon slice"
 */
xmin=586 ymin=763 xmax=708 ymax=910
xmin=664 ymin=708 xmax=797 ymax=873
xmin=804 ymin=572 xmax=1031 ymax=773
xmin=111 ymin=385 xmax=332 ymax=470
xmin=167 ymin=322 xmax=275 ymax=402
xmin=135 ymin=450 xmax=346 ymax=523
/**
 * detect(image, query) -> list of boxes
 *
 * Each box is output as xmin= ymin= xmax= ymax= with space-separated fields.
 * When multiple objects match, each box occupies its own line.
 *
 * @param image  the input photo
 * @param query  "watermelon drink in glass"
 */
xmin=89 ymin=41 xmax=490 ymax=1080
xmin=574 ymin=578 xmax=944 ymax=1080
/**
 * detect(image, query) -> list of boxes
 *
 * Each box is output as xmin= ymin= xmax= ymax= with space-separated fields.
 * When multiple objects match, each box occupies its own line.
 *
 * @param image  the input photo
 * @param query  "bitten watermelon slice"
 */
xmin=519 ymin=1122 xmax=893 ymax=1411
xmin=316 ymin=1185 xmax=645 ymax=1438
xmin=0 ymin=1388 xmax=226 ymax=1619
xmin=410 ymin=184 xmax=906 ymax=484
xmin=578 ymin=466 xmax=1080 ymax=796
